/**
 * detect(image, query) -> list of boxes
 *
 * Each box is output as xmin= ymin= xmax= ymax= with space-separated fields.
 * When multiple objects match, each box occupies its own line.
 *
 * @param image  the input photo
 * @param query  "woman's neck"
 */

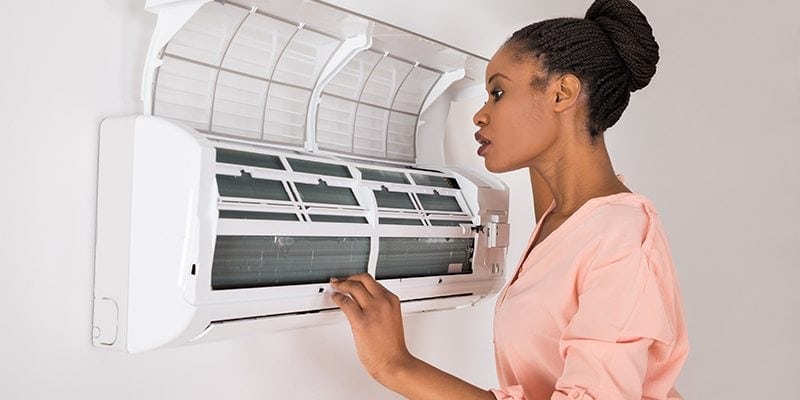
xmin=529 ymin=134 xmax=629 ymax=219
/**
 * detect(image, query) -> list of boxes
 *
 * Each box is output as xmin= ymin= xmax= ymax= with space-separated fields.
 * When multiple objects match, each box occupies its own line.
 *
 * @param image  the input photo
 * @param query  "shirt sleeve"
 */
xmin=490 ymin=385 xmax=525 ymax=400
xmin=491 ymin=385 xmax=597 ymax=400
xmin=551 ymin=247 xmax=675 ymax=400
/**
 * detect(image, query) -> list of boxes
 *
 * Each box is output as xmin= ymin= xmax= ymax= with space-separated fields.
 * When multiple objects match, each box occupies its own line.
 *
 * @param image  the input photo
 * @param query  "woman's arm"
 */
xmin=529 ymin=167 xmax=553 ymax=223
xmin=330 ymin=274 xmax=496 ymax=400
xmin=381 ymin=356 xmax=496 ymax=400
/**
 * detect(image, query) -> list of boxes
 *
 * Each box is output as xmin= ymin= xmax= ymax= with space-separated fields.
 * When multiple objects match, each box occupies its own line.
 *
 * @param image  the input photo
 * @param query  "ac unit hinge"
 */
xmin=486 ymin=217 xmax=509 ymax=249
xmin=92 ymin=297 xmax=119 ymax=346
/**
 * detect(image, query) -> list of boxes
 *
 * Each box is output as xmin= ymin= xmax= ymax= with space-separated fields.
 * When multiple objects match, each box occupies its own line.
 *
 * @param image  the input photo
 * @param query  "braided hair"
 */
xmin=505 ymin=0 xmax=659 ymax=137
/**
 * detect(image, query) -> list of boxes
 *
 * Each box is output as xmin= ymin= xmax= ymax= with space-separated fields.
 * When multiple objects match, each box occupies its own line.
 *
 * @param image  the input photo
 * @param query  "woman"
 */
xmin=330 ymin=0 xmax=689 ymax=398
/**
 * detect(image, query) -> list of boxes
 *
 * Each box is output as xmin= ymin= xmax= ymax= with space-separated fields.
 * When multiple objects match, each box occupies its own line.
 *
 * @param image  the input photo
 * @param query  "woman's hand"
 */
xmin=330 ymin=273 xmax=413 ymax=383
xmin=330 ymin=273 xmax=495 ymax=400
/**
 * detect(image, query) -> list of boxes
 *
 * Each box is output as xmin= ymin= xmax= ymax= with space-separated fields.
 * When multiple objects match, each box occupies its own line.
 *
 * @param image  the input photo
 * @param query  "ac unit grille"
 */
xmin=358 ymin=167 xmax=409 ymax=184
xmin=416 ymin=193 xmax=462 ymax=212
xmin=213 ymin=146 xmax=474 ymax=227
xmin=429 ymin=219 xmax=470 ymax=227
xmin=307 ymin=215 xmax=368 ymax=224
xmin=288 ymin=158 xmax=352 ymax=178
xmin=216 ymin=173 xmax=290 ymax=201
xmin=218 ymin=210 xmax=299 ymax=221
xmin=374 ymin=189 xmax=415 ymax=209
xmin=211 ymin=236 xmax=370 ymax=290
xmin=375 ymin=237 xmax=474 ymax=280
xmin=410 ymin=173 xmax=460 ymax=189
xmin=294 ymin=181 xmax=359 ymax=206
xmin=379 ymin=217 xmax=424 ymax=226
xmin=216 ymin=148 xmax=284 ymax=170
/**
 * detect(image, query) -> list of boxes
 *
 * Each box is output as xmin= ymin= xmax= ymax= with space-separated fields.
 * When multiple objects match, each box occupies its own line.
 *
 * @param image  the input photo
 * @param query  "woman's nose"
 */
xmin=473 ymin=103 xmax=488 ymax=127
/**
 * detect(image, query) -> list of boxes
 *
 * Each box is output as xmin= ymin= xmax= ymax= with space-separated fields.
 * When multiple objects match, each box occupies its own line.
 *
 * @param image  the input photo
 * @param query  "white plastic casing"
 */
xmin=93 ymin=0 xmax=509 ymax=353
xmin=93 ymin=116 xmax=509 ymax=352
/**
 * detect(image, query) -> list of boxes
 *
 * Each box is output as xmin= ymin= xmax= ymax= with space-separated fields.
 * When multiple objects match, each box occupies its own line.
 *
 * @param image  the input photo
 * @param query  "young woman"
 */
xmin=330 ymin=0 xmax=689 ymax=398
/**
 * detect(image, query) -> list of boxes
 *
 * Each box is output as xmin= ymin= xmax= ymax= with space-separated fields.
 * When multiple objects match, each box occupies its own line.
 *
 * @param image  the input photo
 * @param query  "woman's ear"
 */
xmin=553 ymin=74 xmax=582 ymax=112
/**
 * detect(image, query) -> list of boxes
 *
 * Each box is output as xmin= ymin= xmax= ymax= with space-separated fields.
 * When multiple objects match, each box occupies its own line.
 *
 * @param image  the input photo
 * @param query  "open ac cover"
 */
xmin=93 ymin=0 xmax=510 ymax=353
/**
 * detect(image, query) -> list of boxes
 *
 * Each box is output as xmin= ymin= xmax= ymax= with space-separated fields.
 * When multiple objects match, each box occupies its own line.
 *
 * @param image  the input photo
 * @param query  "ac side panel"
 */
xmin=93 ymin=117 xmax=138 ymax=350
xmin=126 ymin=116 xmax=204 ymax=353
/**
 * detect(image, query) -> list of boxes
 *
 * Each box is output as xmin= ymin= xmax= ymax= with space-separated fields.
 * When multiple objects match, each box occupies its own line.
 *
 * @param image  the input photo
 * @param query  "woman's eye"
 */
xmin=491 ymin=89 xmax=504 ymax=101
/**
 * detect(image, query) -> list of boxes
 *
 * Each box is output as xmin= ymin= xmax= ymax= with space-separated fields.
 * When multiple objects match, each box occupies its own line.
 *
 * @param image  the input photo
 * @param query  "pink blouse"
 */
xmin=491 ymin=192 xmax=689 ymax=400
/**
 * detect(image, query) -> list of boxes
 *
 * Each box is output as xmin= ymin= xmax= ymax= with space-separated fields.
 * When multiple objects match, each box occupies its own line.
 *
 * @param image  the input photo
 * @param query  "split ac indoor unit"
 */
xmin=93 ymin=0 xmax=510 ymax=353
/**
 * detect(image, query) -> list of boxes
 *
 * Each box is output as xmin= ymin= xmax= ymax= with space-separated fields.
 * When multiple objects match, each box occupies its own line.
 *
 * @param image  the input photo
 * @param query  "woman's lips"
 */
xmin=475 ymin=131 xmax=491 ymax=156
xmin=477 ymin=142 xmax=490 ymax=156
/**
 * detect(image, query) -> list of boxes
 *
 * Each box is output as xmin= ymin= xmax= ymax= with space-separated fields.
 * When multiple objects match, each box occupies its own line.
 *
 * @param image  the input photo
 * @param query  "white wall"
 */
xmin=1 ymin=1 xmax=798 ymax=399
xmin=608 ymin=2 xmax=800 ymax=398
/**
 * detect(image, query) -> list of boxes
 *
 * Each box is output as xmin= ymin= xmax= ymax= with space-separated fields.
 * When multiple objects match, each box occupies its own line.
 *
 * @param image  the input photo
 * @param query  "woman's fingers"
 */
xmin=346 ymin=272 xmax=392 ymax=298
xmin=331 ymin=273 xmax=400 ymax=311
xmin=331 ymin=291 xmax=363 ymax=324
xmin=330 ymin=276 xmax=374 ymax=309
xmin=329 ymin=273 xmax=410 ymax=382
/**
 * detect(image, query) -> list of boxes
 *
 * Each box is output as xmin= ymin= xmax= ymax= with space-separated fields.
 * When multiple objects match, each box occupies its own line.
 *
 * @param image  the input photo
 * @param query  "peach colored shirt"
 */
xmin=491 ymin=193 xmax=688 ymax=400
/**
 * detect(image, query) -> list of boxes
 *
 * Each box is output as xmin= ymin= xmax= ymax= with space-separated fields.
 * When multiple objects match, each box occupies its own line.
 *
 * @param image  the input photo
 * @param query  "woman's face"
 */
xmin=473 ymin=46 xmax=560 ymax=173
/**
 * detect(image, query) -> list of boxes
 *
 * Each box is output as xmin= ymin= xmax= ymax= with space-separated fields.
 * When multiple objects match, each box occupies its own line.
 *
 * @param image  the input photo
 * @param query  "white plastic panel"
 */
xmin=323 ymin=51 xmax=382 ymax=100
xmin=272 ymin=29 xmax=340 ymax=88
xmin=244 ymin=0 xmax=371 ymax=40
xmin=369 ymin=24 xmax=468 ymax=73
xmin=316 ymin=49 xmax=440 ymax=160
xmin=359 ymin=56 xmax=413 ymax=108
xmin=153 ymin=1 xmax=345 ymax=146
xmin=387 ymin=112 xmax=417 ymax=161
xmin=211 ymin=71 xmax=268 ymax=138
xmin=146 ymin=0 xmax=491 ymax=163
xmin=154 ymin=56 xmax=217 ymax=130
xmin=393 ymin=68 xmax=441 ymax=114
xmin=221 ymin=12 xmax=296 ymax=79
xmin=263 ymin=83 xmax=310 ymax=145
xmin=316 ymin=95 xmax=356 ymax=153
xmin=444 ymin=56 xmax=489 ymax=95
xmin=353 ymin=104 xmax=389 ymax=158
xmin=165 ymin=2 xmax=248 ymax=66
xmin=316 ymin=53 xmax=431 ymax=161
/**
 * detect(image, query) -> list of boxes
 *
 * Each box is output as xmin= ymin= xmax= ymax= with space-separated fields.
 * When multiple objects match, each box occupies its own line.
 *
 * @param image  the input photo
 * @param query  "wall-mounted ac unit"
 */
xmin=93 ymin=0 xmax=509 ymax=353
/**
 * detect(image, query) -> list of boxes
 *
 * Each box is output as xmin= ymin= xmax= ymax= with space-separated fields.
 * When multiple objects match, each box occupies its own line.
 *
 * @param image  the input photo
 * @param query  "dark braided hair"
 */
xmin=505 ymin=0 xmax=659 ymax=137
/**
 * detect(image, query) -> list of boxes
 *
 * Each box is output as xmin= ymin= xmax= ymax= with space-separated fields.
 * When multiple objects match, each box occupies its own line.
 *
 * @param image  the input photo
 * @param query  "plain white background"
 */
xmin=1 ymin=0 xmax=798 ymax=399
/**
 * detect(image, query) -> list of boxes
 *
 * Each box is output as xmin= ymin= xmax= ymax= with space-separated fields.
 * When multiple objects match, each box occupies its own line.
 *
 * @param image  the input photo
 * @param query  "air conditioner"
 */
xmin=92 ymin=0 xmax=510 ymax=353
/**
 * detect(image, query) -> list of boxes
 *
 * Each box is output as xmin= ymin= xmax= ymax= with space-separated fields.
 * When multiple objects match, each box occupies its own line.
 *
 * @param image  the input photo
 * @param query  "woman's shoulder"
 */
xmin=582 ymin=191 xmax=655 ymax=222
xmin=579 ymin=192 xmax=664 ymax=251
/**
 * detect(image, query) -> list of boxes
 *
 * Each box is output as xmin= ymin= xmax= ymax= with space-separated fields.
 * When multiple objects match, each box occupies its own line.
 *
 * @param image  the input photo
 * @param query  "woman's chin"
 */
xmin=484 ymin=159 xmax=517 ymax=174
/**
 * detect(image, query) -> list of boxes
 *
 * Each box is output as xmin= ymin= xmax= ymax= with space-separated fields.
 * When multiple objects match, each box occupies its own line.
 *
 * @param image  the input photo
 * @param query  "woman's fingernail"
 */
xmin=330 ymin=277 xmax=339 ymax=284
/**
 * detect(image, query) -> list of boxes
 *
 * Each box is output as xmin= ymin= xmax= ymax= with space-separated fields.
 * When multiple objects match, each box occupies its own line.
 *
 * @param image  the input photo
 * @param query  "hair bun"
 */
xmin=585 ymin=0 xmax=659 ymax=92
